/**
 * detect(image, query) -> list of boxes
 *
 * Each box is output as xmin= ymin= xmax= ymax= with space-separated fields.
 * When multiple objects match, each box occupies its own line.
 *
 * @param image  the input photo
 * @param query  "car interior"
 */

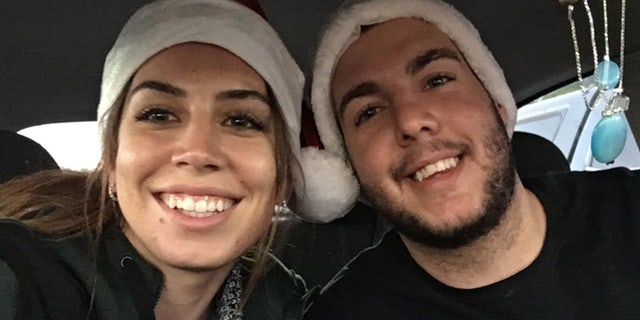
xmin=2 ymin=0 xmax=639 ymax=289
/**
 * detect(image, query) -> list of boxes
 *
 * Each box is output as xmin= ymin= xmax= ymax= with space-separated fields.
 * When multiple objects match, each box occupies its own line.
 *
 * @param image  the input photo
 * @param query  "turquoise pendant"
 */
xmin=595 ymin=60 xmax=621 ymax=90
xmin=591 ymin=113 xmax=627 ymax=163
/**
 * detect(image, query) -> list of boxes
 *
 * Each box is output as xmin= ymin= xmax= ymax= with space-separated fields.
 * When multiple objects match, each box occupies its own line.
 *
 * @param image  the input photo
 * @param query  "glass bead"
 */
xmin=610 ymin=94 xmax=630 ymax=112
xmin=595 ymin=60 xmax=620 ymax=90
xmin=591 ymin=113 xmax=627 ymax=163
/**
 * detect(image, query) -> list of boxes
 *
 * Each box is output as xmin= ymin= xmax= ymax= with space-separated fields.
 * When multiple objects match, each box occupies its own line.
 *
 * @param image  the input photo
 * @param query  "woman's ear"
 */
xmin=108 ymin=167 xmax=117 ymax=189
xmin=275 ymin=188 xmax=293 ymax=208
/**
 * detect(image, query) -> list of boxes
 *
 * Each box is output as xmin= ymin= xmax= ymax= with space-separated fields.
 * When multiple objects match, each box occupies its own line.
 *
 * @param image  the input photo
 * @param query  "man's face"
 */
xmin=332 ymin=18 xmax=515 ymax=249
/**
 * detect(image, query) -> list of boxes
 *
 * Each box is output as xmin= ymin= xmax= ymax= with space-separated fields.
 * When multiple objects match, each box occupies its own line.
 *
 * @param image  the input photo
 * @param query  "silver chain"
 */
xmin=617 ymin=0 xmax=626 ymax=91
xmin=583 ymin=0 xmax=599 ymax=70
xmin=568 ymin=5 xmax=591 ymax=108
xmin=567 ymin=0 xmax=627 ymax=110
xmin=603 ymin=0 xmax=610 ymax=59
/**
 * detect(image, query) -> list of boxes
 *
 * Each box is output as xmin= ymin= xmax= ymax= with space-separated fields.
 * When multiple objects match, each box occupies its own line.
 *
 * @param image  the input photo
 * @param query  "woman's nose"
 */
xmin=171 ymin=121 xmax=224 ymax=171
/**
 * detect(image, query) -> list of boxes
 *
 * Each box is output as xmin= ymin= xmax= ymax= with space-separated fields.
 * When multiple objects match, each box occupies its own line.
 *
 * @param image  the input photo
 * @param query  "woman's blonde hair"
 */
xmin=0 ymin=79 xmax=296 ymax=299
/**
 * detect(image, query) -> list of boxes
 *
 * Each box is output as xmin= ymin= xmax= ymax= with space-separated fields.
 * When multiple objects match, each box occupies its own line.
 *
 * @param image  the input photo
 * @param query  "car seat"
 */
xmin=0 ymin=130 xmax=59 ymax=184
xmin=511 ymin=131 xmax=570 ymax=177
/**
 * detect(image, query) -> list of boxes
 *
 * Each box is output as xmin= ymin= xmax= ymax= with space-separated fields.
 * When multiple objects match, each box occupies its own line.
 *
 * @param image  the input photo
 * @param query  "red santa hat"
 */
xmin=96 ymin=0 xmax=346 ymax=222
xmin=299 ymin=0 xmax=518 ymax=222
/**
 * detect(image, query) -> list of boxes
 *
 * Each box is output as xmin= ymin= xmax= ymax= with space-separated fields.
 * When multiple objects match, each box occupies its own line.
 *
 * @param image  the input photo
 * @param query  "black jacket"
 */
xmin=0 ymin=218 xmax=305 ymax=320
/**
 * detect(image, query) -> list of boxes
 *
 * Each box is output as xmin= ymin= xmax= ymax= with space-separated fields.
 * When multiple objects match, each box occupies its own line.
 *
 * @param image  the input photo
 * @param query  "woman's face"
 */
xmin=113 ymin=43 xmax=277 ymax=272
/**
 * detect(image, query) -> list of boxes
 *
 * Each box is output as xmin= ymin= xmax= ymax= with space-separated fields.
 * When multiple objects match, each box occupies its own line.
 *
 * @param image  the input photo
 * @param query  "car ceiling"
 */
xmin=1 ymin=0 xmax=639 ymax=134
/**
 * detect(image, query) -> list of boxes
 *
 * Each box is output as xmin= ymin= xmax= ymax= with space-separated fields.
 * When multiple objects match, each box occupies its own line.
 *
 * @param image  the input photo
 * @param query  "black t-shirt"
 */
xmin=305 ymin=168 xmax=640 ymax=319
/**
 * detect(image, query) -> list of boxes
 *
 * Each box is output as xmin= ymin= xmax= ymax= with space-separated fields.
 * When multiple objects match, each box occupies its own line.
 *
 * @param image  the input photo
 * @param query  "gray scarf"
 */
xmin=214 ymin=263 xmax=244 ymax=320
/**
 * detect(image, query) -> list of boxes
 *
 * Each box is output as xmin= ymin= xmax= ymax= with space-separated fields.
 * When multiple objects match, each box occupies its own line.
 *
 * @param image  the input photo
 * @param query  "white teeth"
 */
xmin=163 ymin=194 xmax=233 ymax=217
xmin=414 ymin=157 xmax=459 ymax=182
xmin=168 ymin=195 xmax=177 ymax=209
xmin=182 ymin=198 xmax=195 ymax=211
xmin=207 ymin=200 xmax=217 ymax=212
xmin=446 ymin=158 xmax=457 ymax=168
xmin=195 ymin=200 xmax=207 ymax=213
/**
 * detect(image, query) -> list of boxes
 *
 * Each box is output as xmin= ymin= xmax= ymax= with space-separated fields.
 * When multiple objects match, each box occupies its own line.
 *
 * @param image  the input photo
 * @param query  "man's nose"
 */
xmin=393 ymin=96 xmax=440 ymax=146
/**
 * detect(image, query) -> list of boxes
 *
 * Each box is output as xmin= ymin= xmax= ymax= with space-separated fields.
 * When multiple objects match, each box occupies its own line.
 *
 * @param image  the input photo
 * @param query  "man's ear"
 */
xmin=495 ymin=102 xmax=509 ymax=125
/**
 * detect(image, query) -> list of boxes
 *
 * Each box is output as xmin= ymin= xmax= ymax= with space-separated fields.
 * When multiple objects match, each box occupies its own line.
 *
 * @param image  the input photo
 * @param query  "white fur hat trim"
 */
xmin=297 ymin=147 xmax=360 ymax=222
xmin=306 ymin=0 xmax=518 ymax=221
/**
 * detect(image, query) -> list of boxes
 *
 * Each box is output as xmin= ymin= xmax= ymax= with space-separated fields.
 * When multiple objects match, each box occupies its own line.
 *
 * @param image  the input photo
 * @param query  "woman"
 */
xmin=0 ymin=0 xmax=309 ymax=319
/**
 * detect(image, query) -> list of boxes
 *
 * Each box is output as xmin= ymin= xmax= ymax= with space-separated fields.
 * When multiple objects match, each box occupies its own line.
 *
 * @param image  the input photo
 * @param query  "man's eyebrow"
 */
xmin=129 ymin=80 xmax=186 ymax=97
xmin=337 ymin=81 xmax=382 ymax=120
xmin=216 ymin=89 xmax=273 ymax=107
xmin=406 ymin=48 xmax=462 ymax=76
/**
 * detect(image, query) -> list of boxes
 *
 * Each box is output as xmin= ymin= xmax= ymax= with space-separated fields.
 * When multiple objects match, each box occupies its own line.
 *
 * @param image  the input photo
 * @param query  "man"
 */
xmin=302 ymin=0 xmax=640 ymax=318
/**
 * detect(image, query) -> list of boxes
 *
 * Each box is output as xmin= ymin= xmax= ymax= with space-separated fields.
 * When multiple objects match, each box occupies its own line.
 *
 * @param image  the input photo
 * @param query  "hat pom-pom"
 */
xmin=295 ymin=147 xmax=359 ymax=223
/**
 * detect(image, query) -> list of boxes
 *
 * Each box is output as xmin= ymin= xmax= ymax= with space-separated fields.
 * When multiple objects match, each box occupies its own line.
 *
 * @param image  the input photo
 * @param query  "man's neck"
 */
xmin=401 ymin=178 xmax=547 ymax=289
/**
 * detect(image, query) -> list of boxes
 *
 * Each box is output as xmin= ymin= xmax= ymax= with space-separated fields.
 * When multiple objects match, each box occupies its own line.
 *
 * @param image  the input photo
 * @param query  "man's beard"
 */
xmin=361 ymin=111 xmax=516 ymax=250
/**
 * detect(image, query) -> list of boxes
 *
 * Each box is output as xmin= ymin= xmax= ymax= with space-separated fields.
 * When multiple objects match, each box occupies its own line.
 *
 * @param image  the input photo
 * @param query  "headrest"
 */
xmin=512 ymin=131 xmax=570 ymax=177
xmin=0 ymin=130 xmax=59 ymax=184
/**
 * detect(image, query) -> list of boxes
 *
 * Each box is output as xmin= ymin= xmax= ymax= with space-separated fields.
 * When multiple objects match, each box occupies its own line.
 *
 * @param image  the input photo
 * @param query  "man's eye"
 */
xmin=355 ymin=105 xmax=382 ymax=127
xmin=425 ymin=73 xmax=455 ymax=89
xmin=135 ymin=107 xmax=177 ymax=123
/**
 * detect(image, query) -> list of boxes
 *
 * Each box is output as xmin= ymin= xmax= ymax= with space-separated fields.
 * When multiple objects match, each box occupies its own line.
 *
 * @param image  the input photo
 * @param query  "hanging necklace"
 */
xmin=562 ymin=0 xmax=629 ymax=164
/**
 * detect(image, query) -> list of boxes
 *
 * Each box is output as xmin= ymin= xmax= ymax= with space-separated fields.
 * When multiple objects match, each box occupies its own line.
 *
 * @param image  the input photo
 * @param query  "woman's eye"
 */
xmin=225 ymin=113 xmax=265 ymax=131
xmin=135 ymin=107 xmax=177 ymax=123
xmin=355 ymin=105 xmax=382 ymax=127
xmin=425 ymin=73 xmax=455 ymax=89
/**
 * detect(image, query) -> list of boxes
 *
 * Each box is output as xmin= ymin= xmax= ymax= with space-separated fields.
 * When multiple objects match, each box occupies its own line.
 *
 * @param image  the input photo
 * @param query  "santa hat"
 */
xmin=96 ymin=0 xmax=337 ymax=222
xmin=301 ymin=0 xmax=518 ymax=222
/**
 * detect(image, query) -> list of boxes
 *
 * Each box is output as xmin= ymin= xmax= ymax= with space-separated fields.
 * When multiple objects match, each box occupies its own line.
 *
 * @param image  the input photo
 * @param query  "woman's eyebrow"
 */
xmin=216 ymin=89 xmax=273 ymax=107
xmin=129 ymin=80 xmax=186 ymax=97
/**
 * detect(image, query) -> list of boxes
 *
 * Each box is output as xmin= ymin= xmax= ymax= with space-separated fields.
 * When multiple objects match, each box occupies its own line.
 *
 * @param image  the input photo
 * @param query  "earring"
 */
xmin=108 ymin=183 xmax=118 ymax=202
xmin=273 ymin=201 xmax=291 ymax=219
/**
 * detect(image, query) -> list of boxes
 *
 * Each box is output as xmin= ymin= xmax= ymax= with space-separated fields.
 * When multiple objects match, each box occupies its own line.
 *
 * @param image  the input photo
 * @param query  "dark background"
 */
xmin=1 ymin=0 xmax=638 ymax=142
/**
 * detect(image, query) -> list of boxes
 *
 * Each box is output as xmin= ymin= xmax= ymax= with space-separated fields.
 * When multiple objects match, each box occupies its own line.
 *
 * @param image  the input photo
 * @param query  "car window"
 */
xmin=18 ymin=122 xmax=100 ymax=171
xmin=516 ymin=77 xmax=640 ymax=171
